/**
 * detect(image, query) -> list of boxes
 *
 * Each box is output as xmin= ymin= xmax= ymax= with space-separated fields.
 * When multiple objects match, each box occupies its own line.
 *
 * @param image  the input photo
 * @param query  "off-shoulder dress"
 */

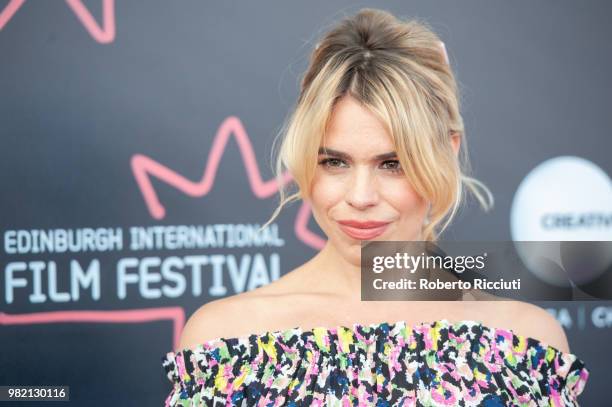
xmin=162 ymin=318 xmax=589 ymax=406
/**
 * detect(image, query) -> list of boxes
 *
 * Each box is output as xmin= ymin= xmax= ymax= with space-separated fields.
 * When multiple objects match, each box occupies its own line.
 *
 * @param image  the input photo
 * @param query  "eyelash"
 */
xmin=318 ymin=158 xmax=403 ymax=174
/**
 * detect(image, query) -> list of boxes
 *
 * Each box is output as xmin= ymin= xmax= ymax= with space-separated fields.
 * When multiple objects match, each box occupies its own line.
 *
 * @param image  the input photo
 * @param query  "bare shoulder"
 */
xmin=176 ymin=265 xmax=340 ymax=352
xmin=176 ymin=274 xmax=306 ymax=352
xmin=502 ymin=301 xmax=570 ymax=354
xmin=465 ymin=294 xmax=571 ymax=353
xmin=177 ymin=292 xmax=267 ymax=352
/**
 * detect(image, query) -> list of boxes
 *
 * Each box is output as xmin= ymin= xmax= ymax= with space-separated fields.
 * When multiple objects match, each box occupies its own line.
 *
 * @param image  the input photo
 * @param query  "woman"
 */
xmin=163 ymin=8 xmax=589 ymax=406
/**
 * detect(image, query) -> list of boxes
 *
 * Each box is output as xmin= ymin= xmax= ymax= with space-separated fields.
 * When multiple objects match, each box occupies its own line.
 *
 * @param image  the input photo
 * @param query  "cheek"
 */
xmin=310 ymin=175 xmax=343 ymax=212
xmin=308 ymin=174 xmax=346 ymax=231
xmin=384 ymin=178 xmax=428 ymax=216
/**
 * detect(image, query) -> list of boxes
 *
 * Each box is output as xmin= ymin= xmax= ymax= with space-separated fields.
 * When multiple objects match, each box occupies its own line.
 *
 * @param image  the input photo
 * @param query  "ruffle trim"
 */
xmin=162 ymin=318 xmax=589 ymax=402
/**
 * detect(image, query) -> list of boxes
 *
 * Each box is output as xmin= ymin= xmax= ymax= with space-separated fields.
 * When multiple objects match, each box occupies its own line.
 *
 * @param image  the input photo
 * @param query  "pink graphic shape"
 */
xmin=295 ymin=201 xmax=325 ymax=249
xmin=0 ymin=306 xmax=185 ymax=350
xmin=0 ymin=0 xmax=24 ymax=29
xmin=0 ymin=0 xmax=115 ymax=43
xmin=131 ymin=115 xmax=326 ymax=250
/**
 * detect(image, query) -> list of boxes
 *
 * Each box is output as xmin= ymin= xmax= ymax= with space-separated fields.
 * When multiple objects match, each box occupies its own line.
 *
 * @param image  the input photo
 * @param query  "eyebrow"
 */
xmin=318 ymin=147 xmax=397 ymax=161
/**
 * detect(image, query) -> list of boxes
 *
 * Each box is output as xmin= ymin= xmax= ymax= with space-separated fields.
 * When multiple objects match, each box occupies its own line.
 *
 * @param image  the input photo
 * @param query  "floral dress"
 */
xmin=162 ymin=319 xmax=589 ymax=406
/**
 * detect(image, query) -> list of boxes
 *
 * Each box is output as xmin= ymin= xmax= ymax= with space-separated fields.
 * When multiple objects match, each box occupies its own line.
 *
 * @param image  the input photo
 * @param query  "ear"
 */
xmin=450 ymin=131 xmax=461 ymax=157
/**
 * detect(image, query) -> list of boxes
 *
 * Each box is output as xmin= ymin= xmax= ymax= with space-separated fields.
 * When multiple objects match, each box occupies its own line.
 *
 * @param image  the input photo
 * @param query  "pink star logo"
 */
xmin=131 ymin=116 xmax=326 ymax=250
xmin=0 ymin=0 xmax=116 ymax=43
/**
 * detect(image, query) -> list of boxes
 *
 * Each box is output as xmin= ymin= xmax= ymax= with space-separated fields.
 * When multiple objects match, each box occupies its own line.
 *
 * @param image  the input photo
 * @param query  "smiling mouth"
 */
xmin=337 ymin=221 xmax=390 ymax=240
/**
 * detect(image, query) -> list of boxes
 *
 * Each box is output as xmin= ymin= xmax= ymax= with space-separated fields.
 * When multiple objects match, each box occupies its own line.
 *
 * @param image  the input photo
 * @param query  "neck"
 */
xmin=299 ymin=228 xmax=427 ymax=303
xmin=303 ymin=241 xmax=363 ymax=302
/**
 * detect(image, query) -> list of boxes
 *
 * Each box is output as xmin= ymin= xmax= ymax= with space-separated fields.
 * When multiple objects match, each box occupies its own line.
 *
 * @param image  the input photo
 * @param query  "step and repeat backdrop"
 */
xmin=1 ymin=1 xmax=610 ymax=405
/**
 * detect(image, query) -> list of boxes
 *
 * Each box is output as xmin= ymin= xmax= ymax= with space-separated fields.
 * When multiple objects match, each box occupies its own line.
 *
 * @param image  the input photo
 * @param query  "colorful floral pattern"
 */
xmin=162 ymin=319 xmax=589 ymax=406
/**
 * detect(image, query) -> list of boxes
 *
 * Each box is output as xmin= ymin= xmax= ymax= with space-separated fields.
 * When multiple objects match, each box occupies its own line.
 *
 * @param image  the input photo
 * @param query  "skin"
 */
xmin=178 ymin=94 xmax=570 ymax=355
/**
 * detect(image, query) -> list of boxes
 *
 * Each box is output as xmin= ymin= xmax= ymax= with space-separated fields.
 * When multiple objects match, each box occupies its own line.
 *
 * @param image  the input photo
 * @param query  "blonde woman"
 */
xmin=163 ymin=8 xmax=589 ymax=406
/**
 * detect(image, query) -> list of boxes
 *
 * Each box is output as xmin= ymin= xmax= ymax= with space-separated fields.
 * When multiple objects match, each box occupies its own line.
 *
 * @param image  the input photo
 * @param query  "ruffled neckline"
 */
xmin=162 ymin=318 xmax=590 ymax=404
xmin=164 ymin=318 xmax=586 ymax=367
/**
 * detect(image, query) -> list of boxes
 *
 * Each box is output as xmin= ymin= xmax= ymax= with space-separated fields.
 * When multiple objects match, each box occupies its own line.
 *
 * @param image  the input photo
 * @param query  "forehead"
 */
xmin=322 ymin=95 xmax=395 ymax=154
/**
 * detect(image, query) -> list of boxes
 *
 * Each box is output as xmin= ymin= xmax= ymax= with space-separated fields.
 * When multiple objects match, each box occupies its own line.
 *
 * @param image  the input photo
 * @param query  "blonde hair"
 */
xmin=261 ymin=8 xmax=493 ymax=241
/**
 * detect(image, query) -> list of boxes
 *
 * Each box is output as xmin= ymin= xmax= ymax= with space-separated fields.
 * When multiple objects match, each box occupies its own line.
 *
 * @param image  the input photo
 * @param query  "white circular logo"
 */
xmin=511 ymin=156 xmax=611 ymax=241
xmin=510 ymin=156 xmax=612 ymax=288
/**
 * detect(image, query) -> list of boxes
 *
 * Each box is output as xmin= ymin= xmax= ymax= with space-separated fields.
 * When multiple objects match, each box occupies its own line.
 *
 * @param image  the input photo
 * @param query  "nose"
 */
xmin=345 ymin=166 xmax=379 ymax=209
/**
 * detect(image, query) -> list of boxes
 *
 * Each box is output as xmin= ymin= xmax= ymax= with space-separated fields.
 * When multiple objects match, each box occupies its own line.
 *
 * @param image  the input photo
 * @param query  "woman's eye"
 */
xmin=318 ymin=158 xmax=402 ymax=173
xmin=319 ymin=158 xmax=347 ymax=168
xmin=381 ymin=160 xmax=403 ymax=173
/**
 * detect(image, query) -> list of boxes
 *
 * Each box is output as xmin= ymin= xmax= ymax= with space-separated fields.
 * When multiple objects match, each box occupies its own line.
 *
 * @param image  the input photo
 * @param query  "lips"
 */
xmin=337 ymin=219 xmax=391 ymax=240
